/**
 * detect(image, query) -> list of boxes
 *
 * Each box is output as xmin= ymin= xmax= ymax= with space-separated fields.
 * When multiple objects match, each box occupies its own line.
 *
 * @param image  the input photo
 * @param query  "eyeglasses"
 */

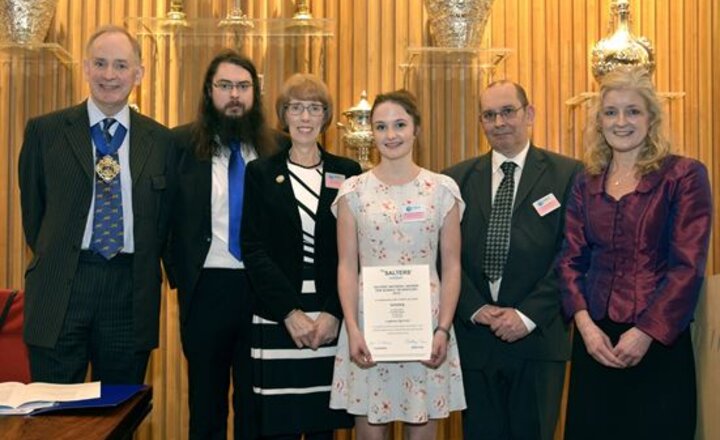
xmin=213 ymin=80 xmax=253 ymax=93
xmin=284 ymin=103 xmax=326 ymax=117
xmin=480 ymin=105 xmax=525 ymax=123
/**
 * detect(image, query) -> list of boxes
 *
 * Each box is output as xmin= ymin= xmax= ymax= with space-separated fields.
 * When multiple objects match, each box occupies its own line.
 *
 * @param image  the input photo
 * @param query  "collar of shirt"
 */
xmin=212 ymin=135 xmax=258 ymax=162
xmin=491 ymin=141 xmax=530 ymax=174
xmin=86 ymin=98 xmax=130 ymax=133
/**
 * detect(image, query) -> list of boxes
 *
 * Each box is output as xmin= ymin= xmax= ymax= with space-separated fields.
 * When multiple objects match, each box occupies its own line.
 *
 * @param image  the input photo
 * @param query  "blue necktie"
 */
xmin=90 ymin=118 xmax=125 ymax=259
xmin=228 ymin=141 xmax=245 ymax=261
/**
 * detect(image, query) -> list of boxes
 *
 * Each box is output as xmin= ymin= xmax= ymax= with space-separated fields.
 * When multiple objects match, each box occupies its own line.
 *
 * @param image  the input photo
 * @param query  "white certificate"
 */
xmin=361 ymin=264 xmax=433 ymax=361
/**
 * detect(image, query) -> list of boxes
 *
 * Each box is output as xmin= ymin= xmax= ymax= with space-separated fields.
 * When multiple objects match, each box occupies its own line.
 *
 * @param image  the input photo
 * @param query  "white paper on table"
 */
xmin=0 ymin=381 xmax=101 ymax=411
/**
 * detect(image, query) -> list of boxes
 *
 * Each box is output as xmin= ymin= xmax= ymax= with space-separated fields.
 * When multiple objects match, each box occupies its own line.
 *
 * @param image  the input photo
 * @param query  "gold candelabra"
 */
xmin=164 ymin=0 xmax=189 ymax=28
xmin=219 ymin=0 xmax=254 ymax=28
xmin=591 ymin=0 xmax=655 ymax=81
xmin=293 ymin=0 xmax=313 ymax=20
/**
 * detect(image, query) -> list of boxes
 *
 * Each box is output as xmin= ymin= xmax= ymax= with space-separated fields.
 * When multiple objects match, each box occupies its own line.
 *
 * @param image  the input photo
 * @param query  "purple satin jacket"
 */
xmin=558 ymin=155 xmax=712 ymax=345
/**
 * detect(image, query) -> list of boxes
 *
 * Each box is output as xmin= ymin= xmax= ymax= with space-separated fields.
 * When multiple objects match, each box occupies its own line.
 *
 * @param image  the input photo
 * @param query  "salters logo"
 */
xmin=381 ymin=268 xmax=411 ymax=278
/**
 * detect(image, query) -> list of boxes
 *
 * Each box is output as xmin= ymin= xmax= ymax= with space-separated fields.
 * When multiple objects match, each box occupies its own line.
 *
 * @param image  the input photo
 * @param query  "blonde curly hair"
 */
xmin=583 ymin=66 xmax=670 ymax=175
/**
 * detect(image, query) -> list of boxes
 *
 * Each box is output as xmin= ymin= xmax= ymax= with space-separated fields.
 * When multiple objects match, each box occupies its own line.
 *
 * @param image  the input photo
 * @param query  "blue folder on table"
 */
xmin=30 ymin=384 xmax=147 ymax=415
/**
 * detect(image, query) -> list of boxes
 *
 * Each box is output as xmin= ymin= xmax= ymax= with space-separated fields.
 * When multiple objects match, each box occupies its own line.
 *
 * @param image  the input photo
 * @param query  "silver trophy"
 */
xmin=423 ymin=0 xmax=495 ymax=48
xmin=0 ymin=0 xmax=59 ymax=45
xmin=338 ymin=91 xmax=374 ymax=171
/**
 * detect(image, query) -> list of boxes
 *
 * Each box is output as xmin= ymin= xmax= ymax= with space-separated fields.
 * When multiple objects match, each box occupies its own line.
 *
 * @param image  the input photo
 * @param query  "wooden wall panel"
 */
xmin=712 ymin=0 xmax=720 ymax=274
xmin=0 ymin=1 xmax=717 ymax=439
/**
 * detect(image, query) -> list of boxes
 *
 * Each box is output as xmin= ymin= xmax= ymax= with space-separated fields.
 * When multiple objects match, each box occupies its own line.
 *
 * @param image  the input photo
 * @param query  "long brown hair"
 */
xmin=191 ymin=50 xmax=275 ymax=160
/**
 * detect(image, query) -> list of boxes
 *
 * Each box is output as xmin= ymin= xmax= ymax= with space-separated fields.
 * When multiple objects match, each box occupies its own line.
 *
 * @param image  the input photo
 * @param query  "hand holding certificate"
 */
xmin=361 ymin=265 xmax=433 ymax=362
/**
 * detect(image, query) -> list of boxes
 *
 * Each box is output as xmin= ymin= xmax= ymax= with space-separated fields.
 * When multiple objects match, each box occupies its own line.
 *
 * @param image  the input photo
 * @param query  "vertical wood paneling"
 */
xmin=668 ymin=1 xmax=686 ymax=151
xmin=568 ymin=0 xmax=586 ymax=156
xmin=530 ymin=0 xmax=547 ymax=146
xmin=683 ymin=0 xmax=699 ymax=159
xmin=697 ymin=0 xmax=712 ymax=168
xmin=557 ymin=0 xmax=573 ymax=157
xmin=0 ymin=2 xmax=717 ymax=440
xmin=502 ymin=0 xmax=515 ymax=77
xmin=393 ymin=0 xmax=407 ymax=88
xmin=545 ymin=0 xmax=561 ymax=151
xmin=334 ymin=1 xmax=355 ymax=157
xmin=712 ymin=0 xmax=720 ymax=278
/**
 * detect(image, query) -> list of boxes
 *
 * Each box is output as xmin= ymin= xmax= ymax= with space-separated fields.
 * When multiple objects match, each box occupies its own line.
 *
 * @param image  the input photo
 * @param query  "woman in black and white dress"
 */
xmin=241 ymin=73 xmax=362 ymax=439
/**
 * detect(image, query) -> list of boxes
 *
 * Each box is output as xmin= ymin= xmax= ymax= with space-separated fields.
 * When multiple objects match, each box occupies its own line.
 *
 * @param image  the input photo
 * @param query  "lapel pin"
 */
xmin=276 ymin=175 xmax=285 ymax=184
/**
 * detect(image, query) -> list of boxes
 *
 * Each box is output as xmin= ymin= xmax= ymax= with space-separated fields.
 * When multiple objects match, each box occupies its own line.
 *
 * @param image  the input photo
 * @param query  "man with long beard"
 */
xmin=165 ymin=50 xmax=283 ymax=440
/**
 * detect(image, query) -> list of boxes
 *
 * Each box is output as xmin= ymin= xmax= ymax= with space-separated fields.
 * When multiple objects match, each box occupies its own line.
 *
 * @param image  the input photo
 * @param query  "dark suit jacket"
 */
xmin=164 ymin=123 xmax=287 ymax=323
xmin=241 ymin=147 xmax=362 ymax=322
xmin=18 ymin=101 xmax=175 ymax=350
xmin=444 ymin=145 xmax=582 ymax=368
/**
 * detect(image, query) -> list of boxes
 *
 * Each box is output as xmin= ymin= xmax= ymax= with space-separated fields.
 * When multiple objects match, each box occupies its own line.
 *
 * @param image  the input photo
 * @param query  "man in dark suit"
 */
xmin=164 ymin=50 xmax=279 ymax=440
xmin=18 ymin=25 xmax=175 ymax=385
xmin=444 ymin=80 xmax=582 ymax=440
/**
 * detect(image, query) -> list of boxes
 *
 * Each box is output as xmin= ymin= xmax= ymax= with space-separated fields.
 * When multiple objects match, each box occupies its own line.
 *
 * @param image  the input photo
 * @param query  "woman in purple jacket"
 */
xmin=557 ymin=66 xmax=712 ymax=440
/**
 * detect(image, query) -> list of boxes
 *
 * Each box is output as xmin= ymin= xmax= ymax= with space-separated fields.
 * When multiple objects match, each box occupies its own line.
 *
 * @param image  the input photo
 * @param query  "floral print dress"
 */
xmin=329 ymin=168 xmax=467 ymax=423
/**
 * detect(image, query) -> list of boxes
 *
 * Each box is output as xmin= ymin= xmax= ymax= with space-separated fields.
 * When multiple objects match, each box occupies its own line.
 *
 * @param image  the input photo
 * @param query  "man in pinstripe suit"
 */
xmin=18 ymin=25 xmax=175 ymax=384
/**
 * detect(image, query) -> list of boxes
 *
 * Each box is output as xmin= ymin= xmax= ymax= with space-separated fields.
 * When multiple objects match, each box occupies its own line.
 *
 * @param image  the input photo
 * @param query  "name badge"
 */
xmin=325 ymin=172 xmax=345 ymax=189
xmin=402 ymin=204 xmax=426 ymax=222
xmin=533 ymin=193 xmax=561 ymax=217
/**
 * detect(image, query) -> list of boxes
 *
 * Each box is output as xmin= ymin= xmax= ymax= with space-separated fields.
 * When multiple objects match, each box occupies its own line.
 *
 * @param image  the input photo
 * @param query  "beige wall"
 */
xmin=1 ymin=1 xmax=718 ymax=438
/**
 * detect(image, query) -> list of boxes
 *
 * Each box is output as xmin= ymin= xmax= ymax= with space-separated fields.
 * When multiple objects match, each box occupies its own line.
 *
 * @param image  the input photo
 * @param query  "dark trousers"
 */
xmin=462 ymin=353 xmax=566 ymax=440
xmin=181 ymin=269 xmax=254 ymax=440
xmin=565 ymin=320 xmax=696 ymax=440
xmin=262 ymin=432 xmax=333 ymax=440
xmin=28 ymin=252 xmax=149 ymax=384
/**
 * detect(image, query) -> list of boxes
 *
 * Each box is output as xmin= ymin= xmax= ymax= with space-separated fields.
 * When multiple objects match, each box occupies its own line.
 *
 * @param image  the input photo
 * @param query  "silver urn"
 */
xmin=0 ymin=0 xmax=59 ymax=45
xmin=423 ymin=0 xmax=495 ymax=48
xmin=338 ymin=91 xmax=374 ymax=171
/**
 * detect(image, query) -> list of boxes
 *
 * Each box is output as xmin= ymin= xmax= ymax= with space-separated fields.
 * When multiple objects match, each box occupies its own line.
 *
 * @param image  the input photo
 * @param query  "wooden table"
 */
xmin=0 ymin=386 xmax=152 ymax=440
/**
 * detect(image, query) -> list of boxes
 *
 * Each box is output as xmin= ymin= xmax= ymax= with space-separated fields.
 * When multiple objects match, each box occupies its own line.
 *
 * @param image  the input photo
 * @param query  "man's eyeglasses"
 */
xmin=284 ymin=103 xmax=326 ymax=117
xmin=480 ymin=105 xmax=525 ymax=123
xmin=213 ymin=81 xmax=253 ymax=93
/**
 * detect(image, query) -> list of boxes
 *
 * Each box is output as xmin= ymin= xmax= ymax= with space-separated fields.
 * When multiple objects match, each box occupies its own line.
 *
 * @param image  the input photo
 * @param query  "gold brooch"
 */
xmin=275 ymin=175 xmax=285 ymax=184
xmin=96 ymin=155 xmax=121 ymax=183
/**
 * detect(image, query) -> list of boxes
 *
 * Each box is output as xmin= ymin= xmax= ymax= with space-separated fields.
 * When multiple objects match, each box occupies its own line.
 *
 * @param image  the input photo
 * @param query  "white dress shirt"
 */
xmin=203 ymin=140 xmax=258 ymax=269
xmin=472 ymin=142 xmax=537 ymax=333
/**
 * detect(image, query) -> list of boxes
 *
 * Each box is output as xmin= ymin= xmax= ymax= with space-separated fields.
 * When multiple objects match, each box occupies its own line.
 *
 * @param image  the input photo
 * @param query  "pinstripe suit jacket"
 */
xmin=18 ymin=101 xmax=175 ymax=350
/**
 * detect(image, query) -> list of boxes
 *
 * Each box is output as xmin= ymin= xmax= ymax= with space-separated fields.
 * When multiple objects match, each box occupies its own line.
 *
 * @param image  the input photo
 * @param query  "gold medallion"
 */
xmin=95 ymin=155 xmax=121 ymax=183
